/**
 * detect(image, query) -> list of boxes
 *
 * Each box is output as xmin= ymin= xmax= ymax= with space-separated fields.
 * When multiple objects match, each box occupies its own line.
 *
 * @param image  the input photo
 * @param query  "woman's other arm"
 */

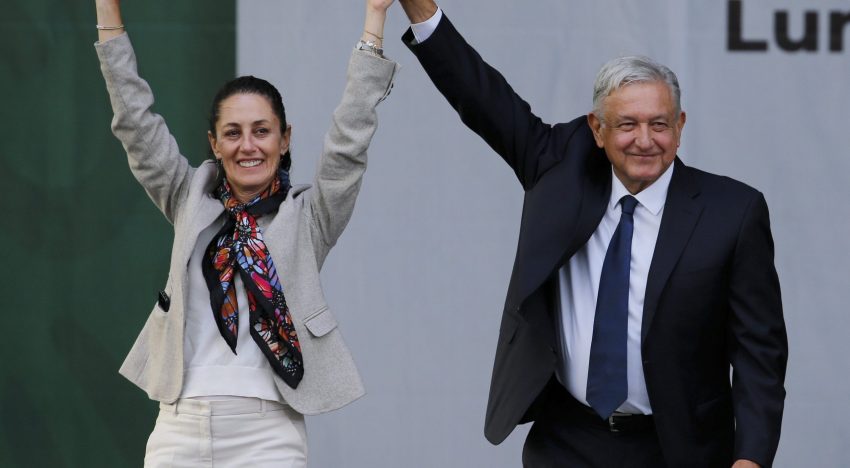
xmin=308 ymin=0 xmax=399 ymax=267
xmin=94 ymin=0 xmax=193 ymax=223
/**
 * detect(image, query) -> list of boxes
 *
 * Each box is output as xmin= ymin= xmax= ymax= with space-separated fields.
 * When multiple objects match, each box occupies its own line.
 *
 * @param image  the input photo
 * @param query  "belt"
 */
xmin=575 ymin=407 xmax=655 ymax=433
xmin=160 ymin=397 xmax=289 ymax=416
xmin=550 ymin=383 xmax=655 ymax=434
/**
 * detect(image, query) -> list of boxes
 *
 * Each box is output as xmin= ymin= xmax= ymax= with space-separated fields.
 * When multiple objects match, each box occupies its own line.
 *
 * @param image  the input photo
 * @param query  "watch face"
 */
xmin=356 ymin=40 xmax=382 ymax=55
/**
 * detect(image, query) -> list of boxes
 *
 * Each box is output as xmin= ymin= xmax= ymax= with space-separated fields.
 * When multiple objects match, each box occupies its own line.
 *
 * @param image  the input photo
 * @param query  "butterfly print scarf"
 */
xmin=202 ymin=168 xmax=303 ymax=388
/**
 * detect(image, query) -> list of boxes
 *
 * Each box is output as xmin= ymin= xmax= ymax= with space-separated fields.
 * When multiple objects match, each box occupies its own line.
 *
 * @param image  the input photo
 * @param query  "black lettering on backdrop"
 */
xmin=728 ymin=0 xmax=768 ymax=51
xmin=831 ymin=12 xmax=850 ymax=52
xmin=728 ymin=0 xmax=849 ymax=53
xmin=775 ymin=11 xmax=818 ymax=51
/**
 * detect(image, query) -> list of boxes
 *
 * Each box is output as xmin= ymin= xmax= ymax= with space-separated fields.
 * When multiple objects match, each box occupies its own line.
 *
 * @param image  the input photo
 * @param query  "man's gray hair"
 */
xmin=592 ymin=56 xmax=682 ymax=119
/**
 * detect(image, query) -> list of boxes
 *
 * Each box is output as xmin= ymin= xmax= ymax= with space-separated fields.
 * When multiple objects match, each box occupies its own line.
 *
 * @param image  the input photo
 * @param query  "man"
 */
xmin=397 ymin=1 xmax=788 ymax=467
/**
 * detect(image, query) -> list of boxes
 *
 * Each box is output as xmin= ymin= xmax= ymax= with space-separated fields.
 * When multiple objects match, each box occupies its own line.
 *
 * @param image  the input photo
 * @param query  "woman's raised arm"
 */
xmin=308 ymin=0 xmax=399 ymax=265
xmin=94 ymin=0 xmax=193 ymax=223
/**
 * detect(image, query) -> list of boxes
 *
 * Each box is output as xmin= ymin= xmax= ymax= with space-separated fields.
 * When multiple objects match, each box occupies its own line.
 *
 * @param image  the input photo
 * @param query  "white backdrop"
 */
xmin=238 ymin=0 xmax=850 ymax=466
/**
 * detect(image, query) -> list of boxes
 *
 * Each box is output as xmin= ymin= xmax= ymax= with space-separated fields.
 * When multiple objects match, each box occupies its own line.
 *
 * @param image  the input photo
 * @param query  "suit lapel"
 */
xmin=511 ymin=144 xmax=610 ymax=309
xmin=641 ymin=158 xmax=703 ymax=344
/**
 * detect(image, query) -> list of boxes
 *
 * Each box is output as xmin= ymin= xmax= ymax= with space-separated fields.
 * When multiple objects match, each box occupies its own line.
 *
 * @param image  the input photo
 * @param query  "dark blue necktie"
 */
xmin=586 ymin=195 xmax=638 ymax=419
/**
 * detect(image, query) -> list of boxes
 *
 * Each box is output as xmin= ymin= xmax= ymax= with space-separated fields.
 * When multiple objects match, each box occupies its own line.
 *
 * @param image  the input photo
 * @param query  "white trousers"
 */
xmin=145 ymin=397 xmax=307 ymax=467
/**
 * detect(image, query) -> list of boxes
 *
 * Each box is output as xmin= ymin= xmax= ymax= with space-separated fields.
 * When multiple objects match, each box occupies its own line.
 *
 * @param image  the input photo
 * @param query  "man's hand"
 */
xmin=732 ymin=460 xmax=760 ymax=468
xmin=398 ymin=0 xmax=438 ymax=24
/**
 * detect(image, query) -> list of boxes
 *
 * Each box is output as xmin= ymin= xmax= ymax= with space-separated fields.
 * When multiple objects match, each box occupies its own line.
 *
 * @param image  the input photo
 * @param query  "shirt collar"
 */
xmin=608 ymin=162 xmax=674 ymax=216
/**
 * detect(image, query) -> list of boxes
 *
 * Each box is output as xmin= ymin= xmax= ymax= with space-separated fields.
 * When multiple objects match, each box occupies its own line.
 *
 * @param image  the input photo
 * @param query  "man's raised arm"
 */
xmin=397 ymin=1 xmax=576 ymax=190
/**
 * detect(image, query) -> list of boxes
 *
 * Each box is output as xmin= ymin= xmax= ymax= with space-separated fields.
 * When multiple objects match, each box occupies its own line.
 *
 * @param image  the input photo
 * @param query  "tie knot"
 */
xmin=620 ymin=195 xmax=638 ymax=215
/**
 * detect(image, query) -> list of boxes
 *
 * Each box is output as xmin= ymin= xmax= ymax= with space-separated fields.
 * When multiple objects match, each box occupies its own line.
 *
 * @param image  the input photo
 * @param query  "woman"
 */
xmin=94 ymin=0 xmax=398 ymax=465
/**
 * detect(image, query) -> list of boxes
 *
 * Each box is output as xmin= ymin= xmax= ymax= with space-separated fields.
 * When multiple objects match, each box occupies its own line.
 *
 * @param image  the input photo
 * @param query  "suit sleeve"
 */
xmin=728 ymin=192 xmax=788 ymax=466
xmin=403 ymin=14 xmax=557 ymax=190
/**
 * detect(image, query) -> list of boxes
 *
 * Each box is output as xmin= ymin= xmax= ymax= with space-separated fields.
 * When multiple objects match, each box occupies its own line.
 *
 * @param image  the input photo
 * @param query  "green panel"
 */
xmin=0 ymin=1 xmax=234 ymax=466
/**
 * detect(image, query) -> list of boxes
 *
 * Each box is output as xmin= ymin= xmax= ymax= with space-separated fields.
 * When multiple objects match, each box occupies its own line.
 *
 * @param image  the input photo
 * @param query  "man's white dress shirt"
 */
xmin=556 ymin=166 xmax=673 ymax=414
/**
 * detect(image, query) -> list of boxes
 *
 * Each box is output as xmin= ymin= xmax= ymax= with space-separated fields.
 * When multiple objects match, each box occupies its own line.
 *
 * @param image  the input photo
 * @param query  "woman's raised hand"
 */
xmin=367 ymin=0 xmax=395 ymax=13
xmin=95 ymin=0 xmax=124 ymax=42
xmin=362 ymin=0 xmax=395 ymax=49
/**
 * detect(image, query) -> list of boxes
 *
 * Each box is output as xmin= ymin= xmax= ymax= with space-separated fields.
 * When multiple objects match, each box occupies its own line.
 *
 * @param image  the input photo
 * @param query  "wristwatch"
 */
xmin=356 ymin=39 xmax=383 ymax=57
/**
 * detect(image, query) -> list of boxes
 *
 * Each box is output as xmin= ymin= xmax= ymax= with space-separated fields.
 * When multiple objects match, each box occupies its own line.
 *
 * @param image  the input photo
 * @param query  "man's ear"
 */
xmin=587 ymin=113 xmax=605 ymax=148
xmin=675 ymin=111 xmax=686 ymax=147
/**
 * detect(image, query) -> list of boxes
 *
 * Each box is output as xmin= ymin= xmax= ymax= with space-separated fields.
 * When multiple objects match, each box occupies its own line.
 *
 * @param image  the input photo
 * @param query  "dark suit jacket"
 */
xmin=404 ymin=15 xmax=787 ymax=467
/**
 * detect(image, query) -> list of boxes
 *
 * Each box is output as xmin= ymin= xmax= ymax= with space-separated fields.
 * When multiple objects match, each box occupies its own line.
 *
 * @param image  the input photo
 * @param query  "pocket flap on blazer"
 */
xmin=303 ymin=306 xmax=338 ymax=337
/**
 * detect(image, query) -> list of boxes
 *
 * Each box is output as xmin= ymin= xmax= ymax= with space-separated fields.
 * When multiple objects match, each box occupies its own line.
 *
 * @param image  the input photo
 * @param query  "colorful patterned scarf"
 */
xmin=202 ymin=168 xmax=303 ymax=388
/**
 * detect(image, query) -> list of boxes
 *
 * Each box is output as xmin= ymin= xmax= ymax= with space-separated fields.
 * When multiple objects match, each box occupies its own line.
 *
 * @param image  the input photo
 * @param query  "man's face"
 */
xmin=588 ymin=81 xmax=685 ymax=194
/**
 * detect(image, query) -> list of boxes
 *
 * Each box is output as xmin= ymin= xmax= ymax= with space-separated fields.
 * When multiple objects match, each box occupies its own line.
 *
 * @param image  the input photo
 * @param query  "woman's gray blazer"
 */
xmin=96 ymin=34 xmax=398 ymax=415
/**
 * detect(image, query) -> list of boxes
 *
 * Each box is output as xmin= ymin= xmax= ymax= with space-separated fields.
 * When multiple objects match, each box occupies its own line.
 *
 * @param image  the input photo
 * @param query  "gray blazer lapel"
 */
xmin=178 ymin=168 xmax=225 ymax=269
xmin=642 ymin=159 xmax=703 ymax=344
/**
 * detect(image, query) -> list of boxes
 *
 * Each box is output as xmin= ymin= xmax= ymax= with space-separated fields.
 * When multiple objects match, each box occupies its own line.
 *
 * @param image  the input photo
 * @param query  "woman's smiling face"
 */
xmin=208 ymin=93 xmax=291 ymax=202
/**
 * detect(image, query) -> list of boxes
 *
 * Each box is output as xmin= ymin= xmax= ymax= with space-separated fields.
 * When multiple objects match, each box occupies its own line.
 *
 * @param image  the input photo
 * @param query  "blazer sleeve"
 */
xmin=728 ymin=192 xmax=788 ymax=466
xmin=95 ymin=33 xmax=193 ymax=224
xmin=306 ymin=49 xmax=398 ymax=267
xmin=403 ymin=14 xmax=562 ymax=190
